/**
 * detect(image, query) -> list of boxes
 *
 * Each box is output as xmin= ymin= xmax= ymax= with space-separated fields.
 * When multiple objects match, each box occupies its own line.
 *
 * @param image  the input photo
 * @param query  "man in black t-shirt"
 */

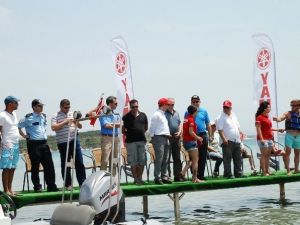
xmin=122 ymin=99 xmax=148 ymax=185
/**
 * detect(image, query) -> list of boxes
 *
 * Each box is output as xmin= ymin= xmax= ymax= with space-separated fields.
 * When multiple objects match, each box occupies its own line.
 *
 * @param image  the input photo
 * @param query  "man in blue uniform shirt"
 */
xmin=19 ymin=99 xmax=58 ymax=192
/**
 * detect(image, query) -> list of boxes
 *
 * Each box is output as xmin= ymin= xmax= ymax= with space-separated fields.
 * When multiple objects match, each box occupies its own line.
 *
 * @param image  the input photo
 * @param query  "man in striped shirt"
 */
xmin=51 ymin=99 xmax=86 ymax=189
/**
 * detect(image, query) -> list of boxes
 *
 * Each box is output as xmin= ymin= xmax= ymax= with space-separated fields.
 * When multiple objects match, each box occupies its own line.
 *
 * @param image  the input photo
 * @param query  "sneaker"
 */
xmin=154 ymin=179 xmax=164 ymax=185
xmin=174 ymin=177 xmax=186 ymax=182
xmin=66 ymin=185 xmax=73 ymax=191
xmin=162 ymin=178 xmax=172 ymax=184
xmin=135 ymin=179 xmax=145 ymax=185
xmin=34 ymin=184 xmax=42 ymax=193
xmin=47 ymin=185 xmax=59 ymax=192
xmin=213 ymin=171 xmax=219 ymax=178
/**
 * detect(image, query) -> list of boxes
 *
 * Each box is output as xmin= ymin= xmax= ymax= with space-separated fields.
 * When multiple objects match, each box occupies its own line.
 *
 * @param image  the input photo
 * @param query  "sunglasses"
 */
xmin=114 ymin=102 xmax=118 ymax=106
xmin=36 ymin=105 xmax=43 ymax=108
xmin=223 ymin=106 xmax=231 ymax=109
xmin=192 ymin=101 xmax=200 ymax=104
xmin=131 ymin=105 xmax=138 ymax=109
xmin=63 ymin=106 xmax=70 ymax=109
xmin=291 ymin=105 xmax=300 ymax=107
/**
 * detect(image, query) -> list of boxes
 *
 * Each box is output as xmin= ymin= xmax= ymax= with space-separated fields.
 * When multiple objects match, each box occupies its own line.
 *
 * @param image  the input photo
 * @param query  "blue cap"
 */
xmin=4 ymin=96 xmax=20 ymax=105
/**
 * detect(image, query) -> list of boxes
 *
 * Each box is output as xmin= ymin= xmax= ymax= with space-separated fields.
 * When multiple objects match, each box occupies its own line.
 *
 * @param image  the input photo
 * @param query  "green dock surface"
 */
xmin=10 ymin=170 xmax=300 ymax=209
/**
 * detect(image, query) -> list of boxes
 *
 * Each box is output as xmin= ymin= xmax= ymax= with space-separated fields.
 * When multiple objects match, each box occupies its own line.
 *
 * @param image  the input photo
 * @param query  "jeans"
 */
xmin=208 ymin=151 xmax=223 ymax=173
xmin=57 ymin=138 xmax=86 ymax=187
xmin=168 ymin=136 xmax=182 ymax=178
xmin=197 ymin=133 xmax=208 ymax=179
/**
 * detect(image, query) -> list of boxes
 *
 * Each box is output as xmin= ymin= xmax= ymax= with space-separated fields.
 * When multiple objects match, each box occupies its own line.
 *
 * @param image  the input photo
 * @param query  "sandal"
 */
xmin=192 ymin=178 xmax=203 ymax=183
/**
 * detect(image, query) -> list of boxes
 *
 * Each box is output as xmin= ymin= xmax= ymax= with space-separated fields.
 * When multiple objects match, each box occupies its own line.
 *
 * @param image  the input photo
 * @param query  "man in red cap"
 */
xmin=216 ymin=100 xmax=244 ymax=178
xmin=149 ymin=98 xmax=172 ymax=184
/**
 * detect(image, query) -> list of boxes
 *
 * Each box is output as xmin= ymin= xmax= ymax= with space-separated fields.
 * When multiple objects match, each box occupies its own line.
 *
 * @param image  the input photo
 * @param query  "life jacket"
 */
xmin=285 ymin=111 xmax=300 ymax=131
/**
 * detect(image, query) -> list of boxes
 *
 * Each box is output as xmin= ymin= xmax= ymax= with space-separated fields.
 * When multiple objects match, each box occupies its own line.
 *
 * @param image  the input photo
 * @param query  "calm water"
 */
xmin=3 ymin=139 xmax=300 ymax=224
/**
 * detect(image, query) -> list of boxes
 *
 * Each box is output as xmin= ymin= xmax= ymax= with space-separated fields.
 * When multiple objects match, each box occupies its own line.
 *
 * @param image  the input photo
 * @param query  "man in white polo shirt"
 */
xmin=149 ymin=98 xmax=172 ymax=185
xmin=216 ymin=100 xmax=244 ymax=179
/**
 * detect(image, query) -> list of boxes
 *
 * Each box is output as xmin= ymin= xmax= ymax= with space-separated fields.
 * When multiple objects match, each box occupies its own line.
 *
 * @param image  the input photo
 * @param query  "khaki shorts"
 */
xmin=100 ymin=135 xmax=120 ymax=169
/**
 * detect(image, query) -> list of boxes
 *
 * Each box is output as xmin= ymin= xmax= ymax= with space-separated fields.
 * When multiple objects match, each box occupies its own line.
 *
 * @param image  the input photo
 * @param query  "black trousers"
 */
xmin=57 ymin=139 xmax=86 ymax=187
xmin=27 ymin=140 xmax=57 ymax=190
xmin=167 ymin=136 xmax=182 ymax=178
xmin=197 ymin=133 xmax=208 ymax=179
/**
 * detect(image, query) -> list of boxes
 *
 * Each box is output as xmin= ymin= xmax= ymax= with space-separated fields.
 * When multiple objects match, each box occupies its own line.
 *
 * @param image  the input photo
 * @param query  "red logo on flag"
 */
xmin=115 ymin=52 xmax=127 ymax=75
xmin=257 ymin=48 xmax=271 ymax=70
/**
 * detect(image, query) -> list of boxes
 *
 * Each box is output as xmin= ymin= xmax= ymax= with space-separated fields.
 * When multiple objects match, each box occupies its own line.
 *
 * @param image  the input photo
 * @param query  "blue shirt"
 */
xmin=18 ymin=112 xmax=47 ymax=140
xmin=99 ymin=113 xmax=120 ymax=136
xmin=185 ymin=107 xmax=210 ymax=133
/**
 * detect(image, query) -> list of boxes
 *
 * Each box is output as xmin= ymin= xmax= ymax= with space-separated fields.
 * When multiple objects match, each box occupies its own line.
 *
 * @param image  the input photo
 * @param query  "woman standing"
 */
xmin=182 ymin=105 xmax=203 ymax=183
xmin=255 ymin=101 xmax=283 ymax=176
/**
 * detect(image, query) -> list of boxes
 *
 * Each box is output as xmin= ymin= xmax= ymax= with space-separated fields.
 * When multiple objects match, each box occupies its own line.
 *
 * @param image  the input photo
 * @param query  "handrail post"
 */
xmin=143 ymin=195 xmax=149 ymax=219
xmin=279 ymin=182 xmax=285 ymax=203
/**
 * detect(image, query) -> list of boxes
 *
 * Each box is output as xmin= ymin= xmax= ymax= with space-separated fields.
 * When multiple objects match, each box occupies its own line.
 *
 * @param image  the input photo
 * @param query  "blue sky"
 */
xmin=0 ymin=0 xmax=300 ymax=134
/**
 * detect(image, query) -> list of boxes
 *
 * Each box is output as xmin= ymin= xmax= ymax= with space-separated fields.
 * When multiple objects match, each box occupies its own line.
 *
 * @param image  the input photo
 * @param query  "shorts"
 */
xmin=126 ymin=141 xmax=147 ymax=166
xmin=0 ymin=143 xmax=20 ymax=169
xmin=183 ymin=141 xmax=198 ymax=151
xmin=257 ymin=140 xmax=273 ymax=149
xmin=285 ymin=133 xmax=300 ymax=149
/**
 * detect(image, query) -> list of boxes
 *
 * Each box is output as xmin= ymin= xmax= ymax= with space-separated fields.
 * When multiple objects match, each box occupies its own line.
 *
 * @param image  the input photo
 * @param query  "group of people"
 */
xmin=0 ymin=95 xmax=299 ymax=194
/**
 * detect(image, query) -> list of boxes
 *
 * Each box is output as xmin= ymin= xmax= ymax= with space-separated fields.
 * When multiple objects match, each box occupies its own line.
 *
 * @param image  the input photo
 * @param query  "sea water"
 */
xmin=5 ymin=139 xmax=300 ymax=224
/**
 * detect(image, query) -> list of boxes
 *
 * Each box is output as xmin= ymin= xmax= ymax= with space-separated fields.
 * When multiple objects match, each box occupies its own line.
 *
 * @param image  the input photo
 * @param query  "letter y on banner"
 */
xmin=111 ymin=36 xmax=134 ymax=118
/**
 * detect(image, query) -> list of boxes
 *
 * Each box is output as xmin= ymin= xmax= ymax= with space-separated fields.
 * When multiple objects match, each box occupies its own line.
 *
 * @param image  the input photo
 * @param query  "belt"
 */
xmin=154 ymin=134 xmax=169 ymax=138
xmin=27 ymin=139 xmax=47 ymax=143
xmin=228 ymin=139 xmax=240 ymax=144
xmin=197 ymin=132 xmax=207 ymax=136
xmin=101 ymin=134 xmax=118 ymax=137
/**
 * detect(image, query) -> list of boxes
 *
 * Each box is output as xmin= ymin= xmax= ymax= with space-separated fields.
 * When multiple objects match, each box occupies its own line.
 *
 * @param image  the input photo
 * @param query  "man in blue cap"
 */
xmin=0 ymin=96 xmax=20 ymax=195
xmin=19 ymin=99 xmax=58 ymax=192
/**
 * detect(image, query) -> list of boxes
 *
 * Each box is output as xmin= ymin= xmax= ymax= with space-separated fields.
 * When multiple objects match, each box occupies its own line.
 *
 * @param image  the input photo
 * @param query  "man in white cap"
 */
xmin=0 ymin=96 xmax=20 ymax=195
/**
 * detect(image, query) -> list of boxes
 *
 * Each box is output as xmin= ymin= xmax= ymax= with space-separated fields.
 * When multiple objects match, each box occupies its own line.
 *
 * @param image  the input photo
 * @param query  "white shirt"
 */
xmin=149 ymin=109 xmax=170 ymax=137
xmin=216 ymin=112 xmax=241 ymax=144
xmin=0 ymin=111 xmax=19 ymax=147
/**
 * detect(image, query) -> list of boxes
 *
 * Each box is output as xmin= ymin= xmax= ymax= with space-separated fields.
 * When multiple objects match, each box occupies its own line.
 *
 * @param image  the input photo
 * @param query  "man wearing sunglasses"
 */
xmin=187 ymin=95 xmax=212 ymax=180
xmin=99 ymin=96 xmax=121 ymax=175
xmin=273 ymin=99 xmax=300 ymax=174
xmin=51 ymin=99 xmax=86 ymax=189
xmin=122 ymin=99 xmax=148 ymax=185
xmin=18 ymin=99 xmax=58 ymax=192
xmin=216 ymin=100 xmax=243 ymax=178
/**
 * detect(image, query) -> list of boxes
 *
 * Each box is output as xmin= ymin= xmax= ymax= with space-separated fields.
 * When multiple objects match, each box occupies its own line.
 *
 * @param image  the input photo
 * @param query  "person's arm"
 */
xmin=207 ymin=123 xmax=213 ymax=141
xmin=208 ymin=145 xmax=217 ymax=153
xmin=272 ymin=128 xmax=285 ymax=133
xmin=255 ymin=122 xmax=264 ymax=142
xmin=18 ymin=128 xmax=28 ymax=139
xmin=273 ymin=112 xmax=288 ymax=122
xmin=189 ymin=126 xmax=203 ymax=142
xmin=51 ymin=117 xmax=72 ymax=131
xmin=218 ymin=130 xmax=228 ymax=145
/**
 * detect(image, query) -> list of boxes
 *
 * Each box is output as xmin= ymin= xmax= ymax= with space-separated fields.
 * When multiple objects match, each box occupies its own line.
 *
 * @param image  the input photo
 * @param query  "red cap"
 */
xmin=223 ymin=100 xmax=232 ymax=108
xmin=158 ymin=98 xmax=169 ymax=106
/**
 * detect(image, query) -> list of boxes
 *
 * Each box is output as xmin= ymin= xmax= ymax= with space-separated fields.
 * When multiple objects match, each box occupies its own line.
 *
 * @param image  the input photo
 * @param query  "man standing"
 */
xmin=51 ymin=99 xmax=86 ymax=189
xmin=0 ymin=96 xmax=20 ymax=195
xmin=188 ymin=95 xmax=212 ymax=180
xmin=165 ymin=98 xmax=184 ymax=182
xmin=122 ymin=99 xmax=148 ymax=185
xmin=99 ymin=96 xmax=120 ymax=175
xmin=18 ymin=99 xmax=58 ymax=192
xmin=216 ymin=100 xmax=243 ymax=178
xmin=149 ymin=98 xmax=172 ymax=185
xmin=273 ymin=99 xmax=300 ymax=174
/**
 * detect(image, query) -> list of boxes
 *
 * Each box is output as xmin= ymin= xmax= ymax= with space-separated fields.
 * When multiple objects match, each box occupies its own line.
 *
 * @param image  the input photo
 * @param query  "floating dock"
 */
xmin=9 ymin=170 xmax=300 ymax=220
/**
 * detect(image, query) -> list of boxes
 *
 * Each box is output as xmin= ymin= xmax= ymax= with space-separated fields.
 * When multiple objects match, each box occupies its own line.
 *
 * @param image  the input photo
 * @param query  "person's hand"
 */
xmin=65 ymin=118 xmax=73 ymax=125
xmin=208 ymin=136 xmax=214 ymax=142
xmin=278 ymin=128 xmax=285 ymax=133
xmin=197 ymin=136 xmax=203 ymax=143
xmin=273 ymin=117 xmax=278 ymax=122
xmin=223 ymin=139 xmax=228 ymax=145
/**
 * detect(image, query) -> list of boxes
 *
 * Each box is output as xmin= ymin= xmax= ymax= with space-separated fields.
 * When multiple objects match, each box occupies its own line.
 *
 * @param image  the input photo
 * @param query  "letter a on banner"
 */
xmin=111 ymin=36 xmax=134 ymax=117
xmin=252 ymin=33 xmax=279 ymax=138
